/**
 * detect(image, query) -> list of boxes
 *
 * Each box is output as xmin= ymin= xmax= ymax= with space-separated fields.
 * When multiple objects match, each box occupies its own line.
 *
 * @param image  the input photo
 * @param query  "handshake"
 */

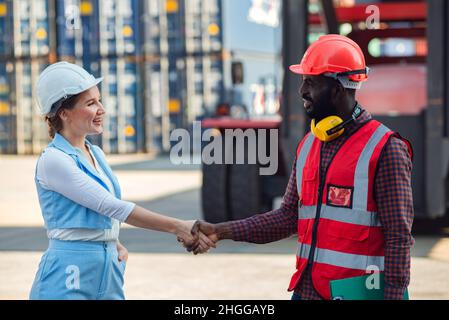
xmin=176 ymin=220 xmax=224 ymax=255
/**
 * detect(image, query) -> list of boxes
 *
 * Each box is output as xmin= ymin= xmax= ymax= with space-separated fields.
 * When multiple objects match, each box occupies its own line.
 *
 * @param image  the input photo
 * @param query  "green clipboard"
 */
xmin=330 ymin=274 xmax=409 ymax=300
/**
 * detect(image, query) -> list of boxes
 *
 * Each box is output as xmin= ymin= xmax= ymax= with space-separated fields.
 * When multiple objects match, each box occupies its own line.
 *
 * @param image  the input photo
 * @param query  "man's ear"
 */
xmin=331 ymin=82 xmax=345 ymax=103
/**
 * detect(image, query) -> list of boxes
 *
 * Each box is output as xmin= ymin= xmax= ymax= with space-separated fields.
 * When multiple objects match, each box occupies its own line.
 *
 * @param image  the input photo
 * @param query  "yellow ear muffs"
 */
xmin=310 ymin=116 xmax=345 ymax=142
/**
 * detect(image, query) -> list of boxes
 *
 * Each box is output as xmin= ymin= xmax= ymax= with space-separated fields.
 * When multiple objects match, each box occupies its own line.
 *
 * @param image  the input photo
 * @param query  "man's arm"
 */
xmin=210 ymin=158 xmax=300 ymax=244
xmin=375 ymin=136 xmax=414 ymax=300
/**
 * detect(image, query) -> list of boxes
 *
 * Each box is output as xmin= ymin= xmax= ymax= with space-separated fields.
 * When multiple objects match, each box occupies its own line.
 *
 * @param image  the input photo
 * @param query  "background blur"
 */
xmin=0 ymin=0 xmax=283 ymax=155
xmin=1 ymin=0 xmax=449 ymax=300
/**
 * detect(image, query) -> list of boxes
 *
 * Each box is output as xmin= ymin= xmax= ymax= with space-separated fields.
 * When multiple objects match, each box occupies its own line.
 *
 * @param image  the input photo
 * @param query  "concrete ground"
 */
xmin=0 ymin=155 xmax=449 ymax=300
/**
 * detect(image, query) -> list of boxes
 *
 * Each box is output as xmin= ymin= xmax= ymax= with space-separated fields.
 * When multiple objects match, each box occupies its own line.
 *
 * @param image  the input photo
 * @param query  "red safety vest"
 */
xmin=288 ymin=119 xmax=412 ymax=300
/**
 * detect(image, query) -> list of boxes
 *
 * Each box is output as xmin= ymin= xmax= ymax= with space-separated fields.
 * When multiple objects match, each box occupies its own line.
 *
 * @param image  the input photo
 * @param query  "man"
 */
xmin=192 ymin=35 xmax=414 ymax=300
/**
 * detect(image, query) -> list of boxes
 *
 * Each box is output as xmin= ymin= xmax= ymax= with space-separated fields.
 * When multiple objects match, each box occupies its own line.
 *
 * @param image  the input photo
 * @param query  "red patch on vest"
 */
xmin=327 ymin=184 xmax=353 ymax=208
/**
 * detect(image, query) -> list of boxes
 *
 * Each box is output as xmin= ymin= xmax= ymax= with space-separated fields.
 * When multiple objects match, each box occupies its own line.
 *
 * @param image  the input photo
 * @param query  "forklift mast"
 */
xmin=426 ymin=0 xmax=449 ymax=218
xmin=281 ymin=0 xmax=309 ymax=169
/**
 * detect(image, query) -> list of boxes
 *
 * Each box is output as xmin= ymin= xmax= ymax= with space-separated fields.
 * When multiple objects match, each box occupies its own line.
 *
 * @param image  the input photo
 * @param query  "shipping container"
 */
xmin=86 ymin=57 xmax=144 ymax=154
xmin=1 ymin=0 xmax=283 ymax=155
xmin=142 ymin=52 xmax=224 ymax=153
xmin=98 ymin=0 xmax=141 ymax=57
xmin=0 ymin=1 xmax=13 ymax=58
xmin=141 ymin=0 xmax=165 ymax=57
xmin=185 ymin=53 xmax=224 ymax=120
xmin=142 ymin=64 xmax=167 ymax=153
xmin=184 ymin=0 xmax=222 ymax=54
xmin=0 ymin=0 xmax=54 ymax=59
xmin=7 ymin=58 xmax=51 ymax=154
xmin=143 ymin=57 xmax=175 ymax=153
xmin=144 ymin=0 xmax=281 ymax=122
xmin=56 ymin=0 xmax=100 ymax=59
xmin=56 ymin=0 xmax=140 ymax=59
xmin=142 ymin=0 xmax=222 ymax=56
xmin=141 ymin=0 xmax=185 ymax=57
xmin=0 ymin=60 xmax=14 ymax=153
xmin=0 ymin=56 xmax=144 ymax=155
xmin=167 ymin=53 xmax=186 ymax=129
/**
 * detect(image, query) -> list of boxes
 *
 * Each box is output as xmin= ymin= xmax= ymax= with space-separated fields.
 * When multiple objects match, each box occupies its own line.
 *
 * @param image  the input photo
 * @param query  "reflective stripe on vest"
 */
xmin=297 ymin=243 xmax=385 ymax=271
xmin=352 ymin=124 xmax=390 ymax=210
xmin=296 ymin=133 xmax=315 ymax=197
xmin=298 ymin=205 xmax=381 ymax=227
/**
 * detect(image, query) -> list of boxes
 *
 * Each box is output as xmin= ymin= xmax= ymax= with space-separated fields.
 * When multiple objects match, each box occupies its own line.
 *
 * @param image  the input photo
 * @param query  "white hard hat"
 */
xmin=36 ymin=61 xmax=103 ymax=116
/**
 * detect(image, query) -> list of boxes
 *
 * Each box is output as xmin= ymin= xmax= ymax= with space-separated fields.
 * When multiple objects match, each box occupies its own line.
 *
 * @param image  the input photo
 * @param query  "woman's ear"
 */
xmin=59 ymin=109 xmax=69 ymax=122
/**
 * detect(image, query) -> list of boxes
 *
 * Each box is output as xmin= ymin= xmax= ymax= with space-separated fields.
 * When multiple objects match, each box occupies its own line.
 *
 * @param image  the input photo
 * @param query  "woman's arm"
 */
xmin=37 ymin=148 xmax=213 ymax=248
xmin=125 ymin=206 xmax=209 ymax=248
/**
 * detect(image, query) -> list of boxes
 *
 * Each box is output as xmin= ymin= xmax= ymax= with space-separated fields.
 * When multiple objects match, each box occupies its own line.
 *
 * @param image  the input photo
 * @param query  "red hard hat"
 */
xmin=289 ymin=34 xmax=368 ymax=83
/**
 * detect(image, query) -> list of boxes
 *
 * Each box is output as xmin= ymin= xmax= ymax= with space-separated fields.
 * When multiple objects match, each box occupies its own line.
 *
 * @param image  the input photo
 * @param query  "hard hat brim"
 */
xmin=79 ymin=76 xmax=104 ymax=94
xmin=289 ymin=64 xmax=321 ymax=75
xmin=289 ymin=64 xmax=305 ymax=74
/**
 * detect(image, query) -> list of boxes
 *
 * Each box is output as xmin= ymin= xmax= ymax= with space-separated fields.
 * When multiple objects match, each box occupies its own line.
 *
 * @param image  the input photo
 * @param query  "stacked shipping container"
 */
xmin=0 ymin=0 xmax=55 ymax=154
xmin=0 ymin=0 xmax=280 ymax=155
xmin=142 ymin=0 xmax=224 ymax=152
xmin=56 ymin=0 xmax=144 ymax=154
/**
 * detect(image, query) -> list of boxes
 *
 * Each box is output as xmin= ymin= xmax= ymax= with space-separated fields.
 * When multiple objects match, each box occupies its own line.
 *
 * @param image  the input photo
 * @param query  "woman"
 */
xmin=30 ymin=61 xmax=213 ymax=300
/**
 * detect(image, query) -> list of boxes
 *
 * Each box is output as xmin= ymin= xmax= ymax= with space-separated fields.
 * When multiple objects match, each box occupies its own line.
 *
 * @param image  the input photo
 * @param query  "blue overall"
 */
xmin=30 ymin=133 xmax=127 ymax=300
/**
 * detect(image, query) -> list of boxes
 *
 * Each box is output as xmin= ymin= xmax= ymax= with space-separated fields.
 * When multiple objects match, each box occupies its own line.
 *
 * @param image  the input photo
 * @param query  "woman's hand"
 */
xmin=175 ymin=220 xmax=200 ymax=250
xmin=123 ymin=206 xmax=215 ymax=253
xmin=117 ymin=241 xmax=129 ymax=263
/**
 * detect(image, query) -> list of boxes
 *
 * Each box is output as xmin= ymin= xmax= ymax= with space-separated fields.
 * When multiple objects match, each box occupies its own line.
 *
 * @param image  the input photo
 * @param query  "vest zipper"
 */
xmin=306 ymin=117 xmax=371 ymax=268
xmin=307 ymin=144 xmax=326 ymax=267
xmin=304 ymin=143 xmax=328 ymax=298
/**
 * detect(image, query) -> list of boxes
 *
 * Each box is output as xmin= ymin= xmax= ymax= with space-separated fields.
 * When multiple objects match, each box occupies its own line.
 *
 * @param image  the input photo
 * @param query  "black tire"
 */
xmin=201 ymin=163 xmax=229 ymax=223
xmin=228 ymin=163 xmax=262 ymax=220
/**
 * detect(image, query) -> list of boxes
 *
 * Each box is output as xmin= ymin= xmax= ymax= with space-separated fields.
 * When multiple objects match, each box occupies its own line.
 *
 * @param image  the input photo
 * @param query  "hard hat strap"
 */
xmin=325 ymin=67 xmax=370 ymax=80
xmin=336 ymin=67 xmax=370 ymax=77
xmin=323 ymin=67 xmax=369 ymax=90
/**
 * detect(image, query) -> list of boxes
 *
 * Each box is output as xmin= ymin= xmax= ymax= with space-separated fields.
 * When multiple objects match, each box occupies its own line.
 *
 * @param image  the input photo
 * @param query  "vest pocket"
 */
xmin=301 ymin=167 xmax=318 ymax=204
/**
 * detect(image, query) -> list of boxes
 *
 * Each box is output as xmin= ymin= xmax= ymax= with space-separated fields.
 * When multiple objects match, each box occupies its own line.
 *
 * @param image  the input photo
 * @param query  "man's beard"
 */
xmin=303 ymin=89 xmax=337 ymax=122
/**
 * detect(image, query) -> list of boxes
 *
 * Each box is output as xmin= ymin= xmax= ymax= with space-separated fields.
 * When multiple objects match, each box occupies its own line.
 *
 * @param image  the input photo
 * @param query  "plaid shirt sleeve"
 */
xmin=375 ymin=136 xmax=415 ymax=300
xmin=230 ymin=159 xmax=299 ymax=243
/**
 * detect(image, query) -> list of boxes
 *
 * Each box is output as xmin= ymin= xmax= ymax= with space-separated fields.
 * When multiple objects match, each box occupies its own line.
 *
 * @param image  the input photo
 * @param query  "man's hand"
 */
xmin=192 ymin=221 xmax=220 ymax=255
xmin=176 ymin=220 xmax=216 ymax=254
xmin=198 ymin=221 xmax=219 ymax=243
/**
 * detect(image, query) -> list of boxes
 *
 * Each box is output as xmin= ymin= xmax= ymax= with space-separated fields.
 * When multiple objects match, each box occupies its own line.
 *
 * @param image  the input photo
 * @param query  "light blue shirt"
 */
xmin=35 ymin=133 xmax=135 ymax=238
